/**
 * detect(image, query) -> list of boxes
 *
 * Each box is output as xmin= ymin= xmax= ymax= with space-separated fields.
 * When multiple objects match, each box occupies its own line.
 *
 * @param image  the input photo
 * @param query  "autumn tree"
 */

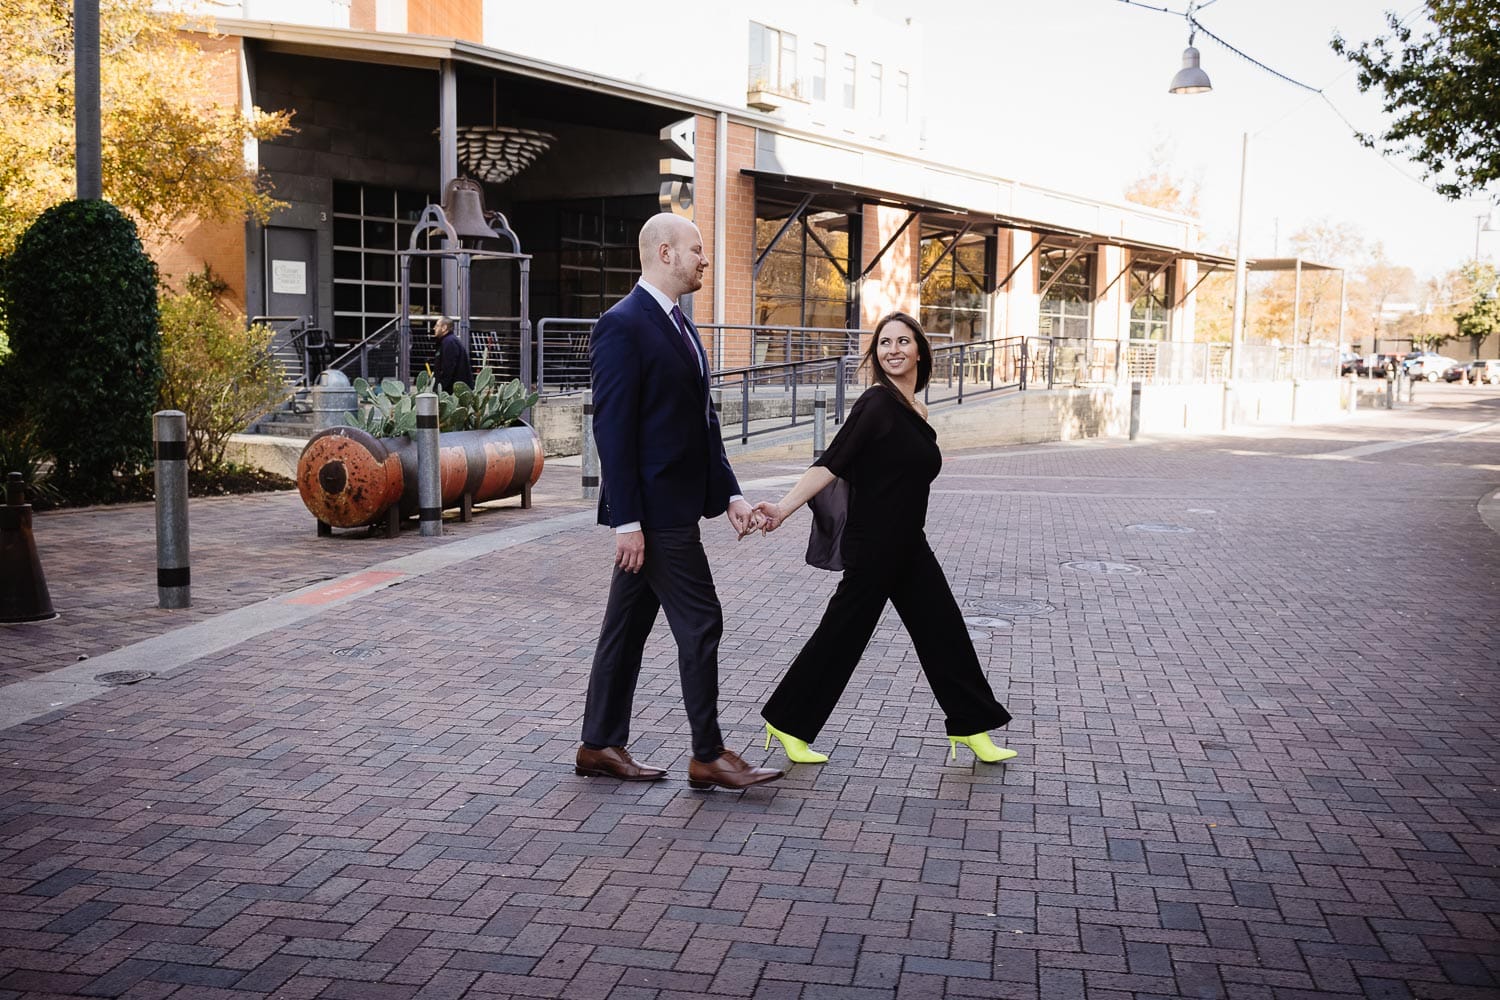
xmin=1331 ymin=1 xmax=1500 ymax=199
xmin=0 ymin=0 xmax=292 ymax=257
xmin=1346 ymin=243 xmax=1416 ymax=352
xmin=1452 ymin=262 xmax=1500 ymax=356
xmin=1122 ymin=138 xmax=1202 ymax=218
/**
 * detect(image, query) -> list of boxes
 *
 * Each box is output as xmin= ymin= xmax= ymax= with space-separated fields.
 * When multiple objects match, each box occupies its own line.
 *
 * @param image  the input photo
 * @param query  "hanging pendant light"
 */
xmin=1169 ymin=43 xmax=1213 ymax=94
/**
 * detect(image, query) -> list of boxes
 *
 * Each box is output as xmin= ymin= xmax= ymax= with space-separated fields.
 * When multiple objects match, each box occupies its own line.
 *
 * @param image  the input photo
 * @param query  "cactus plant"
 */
xmin=344 ymin=365 xmax=538 ymax=438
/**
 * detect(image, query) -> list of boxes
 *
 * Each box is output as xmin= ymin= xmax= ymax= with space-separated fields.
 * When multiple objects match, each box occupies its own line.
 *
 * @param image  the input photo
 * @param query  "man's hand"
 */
xmin=753 ymin=500 xmax=785 ymax=533
xmin=727 ymin=497 xmax=758 ymax=539
xmin=615 ymin=530 xmax=645 ymax=573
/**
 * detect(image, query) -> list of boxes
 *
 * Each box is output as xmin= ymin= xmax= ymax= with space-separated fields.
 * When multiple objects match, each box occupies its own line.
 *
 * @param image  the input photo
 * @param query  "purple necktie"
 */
xmin=670 ymin=304 xmax=701 ymax=373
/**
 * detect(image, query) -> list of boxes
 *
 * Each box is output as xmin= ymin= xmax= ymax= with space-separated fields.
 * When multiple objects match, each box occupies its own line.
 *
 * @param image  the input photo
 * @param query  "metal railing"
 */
xmin=251 ymin=315 xmax=328 ymax=392
xmin=924 ymin=336 xmax=1028 ymax=405
xmin=324 ymin=318 xmax=402 ymax=384
xmin=1126 ymin=340 xmax=1338 ymax=385
xmin=713 ymin=355 xmax=856 ymax=444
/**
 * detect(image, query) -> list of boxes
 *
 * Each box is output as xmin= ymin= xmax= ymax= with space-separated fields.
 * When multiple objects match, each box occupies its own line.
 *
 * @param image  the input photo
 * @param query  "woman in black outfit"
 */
xmin=753 ymin=312 xmax=1015 ymax=765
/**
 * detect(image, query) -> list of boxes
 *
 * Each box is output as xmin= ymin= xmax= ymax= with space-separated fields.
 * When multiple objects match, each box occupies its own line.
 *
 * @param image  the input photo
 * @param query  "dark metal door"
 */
xmin=263 ymin=227 xmax=317 ymax=322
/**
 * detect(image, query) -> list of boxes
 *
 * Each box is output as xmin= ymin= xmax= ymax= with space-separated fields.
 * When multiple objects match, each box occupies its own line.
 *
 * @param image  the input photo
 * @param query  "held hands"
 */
xmin=752 ymin=500 xmax=787 ymax=534
xmin=727 ymin=498 xmax=763 ymax=540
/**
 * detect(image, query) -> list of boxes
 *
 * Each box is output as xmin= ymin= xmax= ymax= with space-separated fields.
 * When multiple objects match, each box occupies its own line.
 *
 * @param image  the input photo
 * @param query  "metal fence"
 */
xmin=1126 ymin=340 xmax=1338 ymax=385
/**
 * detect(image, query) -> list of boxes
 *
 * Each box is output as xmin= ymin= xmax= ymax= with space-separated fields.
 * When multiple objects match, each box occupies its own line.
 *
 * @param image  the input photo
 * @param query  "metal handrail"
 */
xmin=250 ymin=314 xmax=325 ymax=391
xmin=324 ymin=317 xmax=402 ymax=383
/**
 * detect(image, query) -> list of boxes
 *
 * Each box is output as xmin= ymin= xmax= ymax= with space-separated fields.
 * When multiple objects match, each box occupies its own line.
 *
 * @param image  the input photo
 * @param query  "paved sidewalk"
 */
xmin=1 ymin=386 xmax=1498 ymax=999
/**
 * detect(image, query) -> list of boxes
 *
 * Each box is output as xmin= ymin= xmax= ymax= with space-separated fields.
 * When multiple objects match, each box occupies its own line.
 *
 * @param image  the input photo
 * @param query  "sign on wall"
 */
xmin=659 ymin=117 xmax=695 ymax=220
xmin=270 ymin=259 xmax=307 ymax=296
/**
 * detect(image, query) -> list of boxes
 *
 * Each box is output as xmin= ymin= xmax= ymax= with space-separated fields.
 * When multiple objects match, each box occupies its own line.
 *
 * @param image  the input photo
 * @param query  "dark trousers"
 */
xmin=583 ymin=524 xmax=725 ymax=761
xmin=762 ymin=544 xmax=1011 ymax=742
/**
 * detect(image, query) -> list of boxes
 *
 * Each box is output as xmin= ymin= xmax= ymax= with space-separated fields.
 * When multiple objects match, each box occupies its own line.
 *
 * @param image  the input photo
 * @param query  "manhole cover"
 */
xmin=332 ymin=646 xmax=381 ymax=660
xmin=971 ymin=598 xmax=1054 ymax=618
xmin=1063 ymin=560 xmax=1143 ymax=576
xmin=963 ymin=615 xmax=1013 ymax=630
xmin=1126 ymin=523 xmax=1195 ymax=533
xmin=97 ymin=670 xmax=154 ymax=686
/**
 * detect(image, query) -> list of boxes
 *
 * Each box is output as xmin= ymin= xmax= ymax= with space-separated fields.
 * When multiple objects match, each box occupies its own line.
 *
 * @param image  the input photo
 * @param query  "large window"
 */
xmin=841 ymin=53 xmax=857 ymax=109
xmin=558 ymin=206 xmax=641 ymax=318
xmin=332 ymin=182 xmax=440 ymax=346
xmin=868 ymin=61 xmax=883 ymax=116
xmin=749 ymin=22 xmax=798 ymax=95
xmin=1038 ymin=246 xmax=1095 ymax=339
xmin=811 ymin=44 xmax=827 ymax=101
xmin=920 ymin=227 xmax=993 ymax=341
xmin=896 ymin=70 xmax=910 ymax=123
xmin=754 ymin=199 xmax=859 ymax=358
xmin=1129 ymin=261 xmax=1171 ymax=340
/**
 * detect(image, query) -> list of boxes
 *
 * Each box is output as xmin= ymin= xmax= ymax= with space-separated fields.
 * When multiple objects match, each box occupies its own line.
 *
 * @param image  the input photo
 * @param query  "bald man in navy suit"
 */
xmin=576 ymin=213 xmax=783 ymax=792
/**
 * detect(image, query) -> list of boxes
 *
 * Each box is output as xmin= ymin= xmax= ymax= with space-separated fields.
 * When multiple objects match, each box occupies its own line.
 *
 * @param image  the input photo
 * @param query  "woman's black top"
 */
xmin=814 ymin=384 xmax=941 ymax=568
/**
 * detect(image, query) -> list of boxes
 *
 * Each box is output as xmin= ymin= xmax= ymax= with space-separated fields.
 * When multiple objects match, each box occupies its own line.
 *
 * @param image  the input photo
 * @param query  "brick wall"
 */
xmin=146 ymin=33 xmax=247 ymax=306
xmin=350 ymin=0 xmax=376 ymax=31
xmin=407 ymin=0 xmax=482 ymax=41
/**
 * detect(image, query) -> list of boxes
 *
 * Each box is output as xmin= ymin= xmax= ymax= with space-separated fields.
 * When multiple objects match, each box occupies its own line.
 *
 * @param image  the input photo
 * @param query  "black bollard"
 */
xmin=0 ymin=471 xmax=58 ymax=623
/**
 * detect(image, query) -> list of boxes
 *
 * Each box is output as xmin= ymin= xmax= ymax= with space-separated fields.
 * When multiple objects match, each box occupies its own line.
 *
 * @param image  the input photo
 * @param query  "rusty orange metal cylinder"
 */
xmin=297 ymin=425 xmax=544 ymax=528
xmin=296 ymin=427 xmax=405 ymax=528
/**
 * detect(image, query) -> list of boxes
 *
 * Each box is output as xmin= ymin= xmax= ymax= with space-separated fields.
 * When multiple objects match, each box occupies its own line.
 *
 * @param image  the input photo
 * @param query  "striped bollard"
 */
xmin=813 ymin=389 xmax=827 ymax=459
xmin=153 ymin=410 xmax=190 ymax=608
xmin=582 ymin=390 xmax=600 ymax=501
xmin=416 ymin=393 xmax=442 ymax=537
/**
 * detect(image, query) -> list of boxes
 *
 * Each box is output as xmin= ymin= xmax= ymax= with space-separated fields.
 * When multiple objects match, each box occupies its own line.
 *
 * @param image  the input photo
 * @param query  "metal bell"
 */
xmin=442 ymin=178 xmax=501 ymax=245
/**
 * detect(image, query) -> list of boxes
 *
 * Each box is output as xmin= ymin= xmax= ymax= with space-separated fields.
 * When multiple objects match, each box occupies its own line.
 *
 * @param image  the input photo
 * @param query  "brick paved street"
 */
xmin=2 ymin=386 xmax=1498 ymax=999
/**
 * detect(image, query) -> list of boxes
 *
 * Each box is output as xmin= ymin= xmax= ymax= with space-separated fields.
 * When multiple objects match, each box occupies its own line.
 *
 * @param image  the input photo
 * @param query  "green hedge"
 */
xmin=4 ymin=200 xmax=161 ymax=500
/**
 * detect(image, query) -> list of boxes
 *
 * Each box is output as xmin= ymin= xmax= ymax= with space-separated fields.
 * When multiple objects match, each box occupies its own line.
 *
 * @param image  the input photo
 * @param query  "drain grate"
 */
xmin=332 ymin=646 xmax=382 ymax=660
xmin=1063 ymin=560 xmax=1143 ymax=576
xmin=97 ymin=670 xmax=154 ymax=686
xmin=1126 ymin=523 xmax=1194 ymax=533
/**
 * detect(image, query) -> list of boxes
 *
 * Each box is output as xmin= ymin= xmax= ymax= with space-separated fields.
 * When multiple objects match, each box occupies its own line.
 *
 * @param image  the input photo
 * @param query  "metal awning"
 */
xmin=743 ymin=168 xmax=974 ymax=218
xmin=1245 ymin=256 xmax=1340 ymax=272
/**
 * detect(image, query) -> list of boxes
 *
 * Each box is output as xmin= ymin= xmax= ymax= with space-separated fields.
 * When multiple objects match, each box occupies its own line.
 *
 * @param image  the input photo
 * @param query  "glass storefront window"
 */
xmin=1129 ymin=261 xmax=1171 ymax=340
xmin=920 ymin=228 xmax=992 ymax=341
xmin=1038 ymin=246 xmax=1094 ymax=339
xmin=332 ymin=181 xmax=441 ymax=346
xmin=754 ymin=201 xmax=857 ymax=361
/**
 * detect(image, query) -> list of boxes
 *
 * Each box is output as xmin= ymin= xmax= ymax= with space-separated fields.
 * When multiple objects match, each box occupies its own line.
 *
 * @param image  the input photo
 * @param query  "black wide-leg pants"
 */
xmin=583 ymin=524 xmax=726 ymax=762
xmin=762 ymin=544 xmax=1011 ymax=742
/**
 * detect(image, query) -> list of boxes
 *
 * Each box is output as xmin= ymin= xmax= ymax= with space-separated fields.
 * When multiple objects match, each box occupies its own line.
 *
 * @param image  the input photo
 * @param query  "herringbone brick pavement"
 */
xmin=1 ymin=386 xmax=1497 ymax=998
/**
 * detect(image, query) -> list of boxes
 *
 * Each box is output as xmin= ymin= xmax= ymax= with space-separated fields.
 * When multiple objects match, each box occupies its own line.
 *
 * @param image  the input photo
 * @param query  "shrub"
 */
xmin=0 ymin=359 xmax=60 ymax=506
xmin=3 ymin=200 xmax=160 ymax=501
xmin=345 ymin=367 xmax=537 ymax=438
xmin=158 ymin=270 xmax=289 ymax=472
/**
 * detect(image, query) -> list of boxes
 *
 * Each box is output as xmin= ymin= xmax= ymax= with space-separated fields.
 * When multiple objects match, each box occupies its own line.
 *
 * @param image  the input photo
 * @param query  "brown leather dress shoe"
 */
xmin=687 ymin=749 xmax=784 ymax=791
xmin=575 ymin=745 xmax=667 ymax=781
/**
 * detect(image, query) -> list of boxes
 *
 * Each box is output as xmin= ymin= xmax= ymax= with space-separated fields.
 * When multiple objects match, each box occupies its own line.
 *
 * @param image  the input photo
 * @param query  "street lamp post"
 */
xmin=75 ymin=0 xmax=101 ymax=200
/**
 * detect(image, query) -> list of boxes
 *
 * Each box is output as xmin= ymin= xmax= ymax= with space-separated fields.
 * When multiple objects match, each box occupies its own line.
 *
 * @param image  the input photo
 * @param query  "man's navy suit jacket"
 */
xmin=590 ymin=284 xmax=740 ymax=530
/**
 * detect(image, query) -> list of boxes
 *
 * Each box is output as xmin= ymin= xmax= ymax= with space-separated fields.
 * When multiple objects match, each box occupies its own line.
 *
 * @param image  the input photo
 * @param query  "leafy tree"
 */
xmin=158 ymin=268 xmax=289 ymax=472
xmin=1331 ymin=2 xmax=1500 ymax=199
xmin=1347 ymin=243 xmax=1417 ymax=351
xmin=0 ymin=0 xmax=292 ymax=256
xmin=5 ymin=200 xmax=161 ymax=500
xmin=1122 ymin=138 xmax=1201 ymax=218
xmin=1452 ymin=261 xmax=1500 ymax=355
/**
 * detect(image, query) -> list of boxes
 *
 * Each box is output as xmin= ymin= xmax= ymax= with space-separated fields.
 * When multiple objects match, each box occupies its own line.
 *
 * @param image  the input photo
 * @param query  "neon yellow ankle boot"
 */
xmin=765 ymin=723 xmax=828 ymax=764
xmin=948 ymin=732 xmax=1018 ymax=764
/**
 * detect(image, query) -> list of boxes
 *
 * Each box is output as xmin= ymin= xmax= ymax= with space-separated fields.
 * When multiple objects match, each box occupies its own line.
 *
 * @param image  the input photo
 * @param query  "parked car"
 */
xmin=1469 ymin=359 xmax=1500 ymax=385
xmin=1339 ymin=351 xmax=1361 ymax=375
xmin=1445 ymin=362 xmax=1473 ymax=383
xmin=1404 ymin=354 xmax=1459 ymax=381
xmin=1365 ymin=353 xmax=1401 ymax=378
